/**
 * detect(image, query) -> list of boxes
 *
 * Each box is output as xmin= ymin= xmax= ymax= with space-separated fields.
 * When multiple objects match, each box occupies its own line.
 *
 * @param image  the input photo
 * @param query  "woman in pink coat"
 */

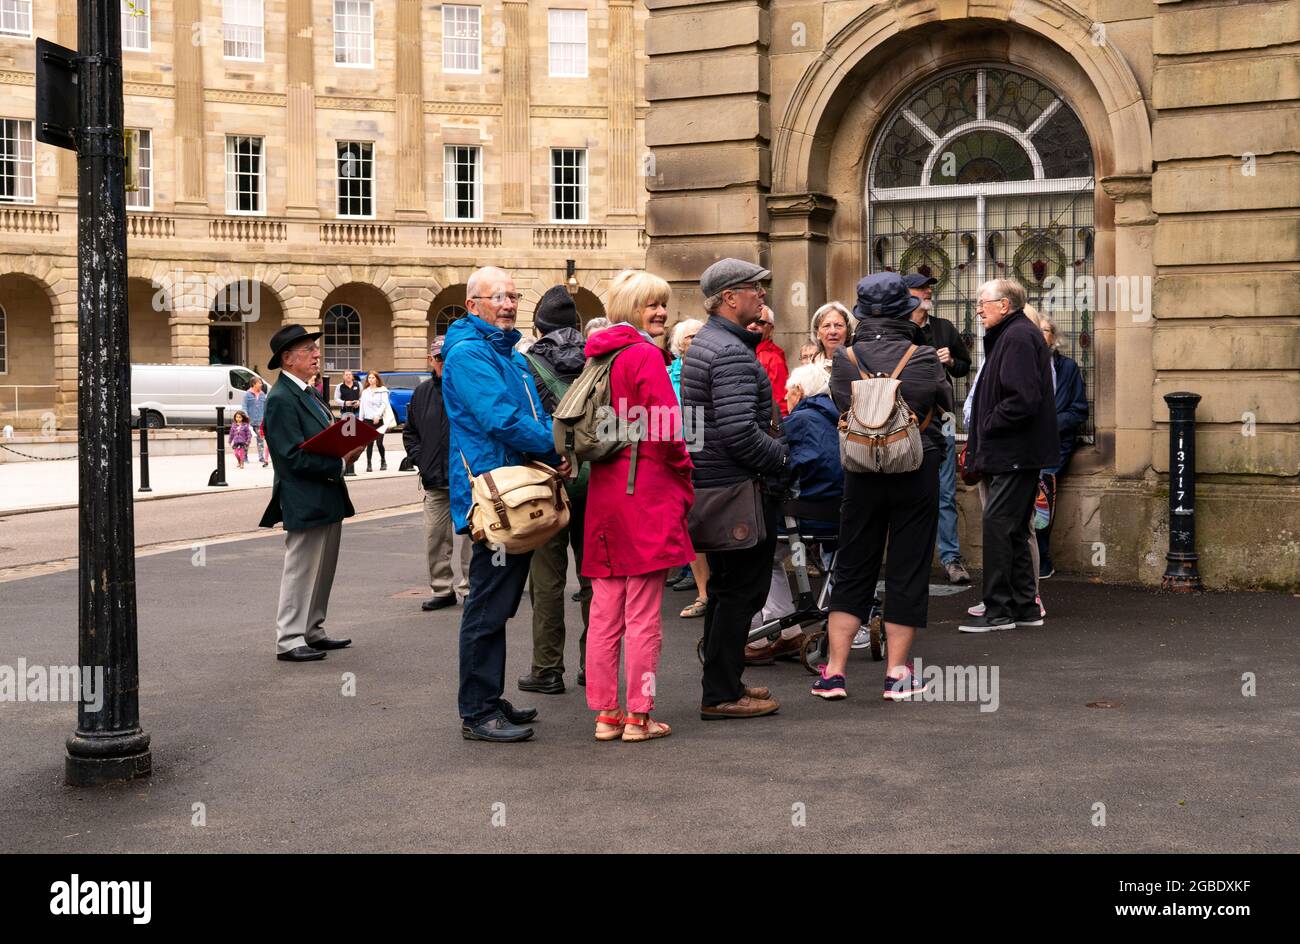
xmin=583 ymin=270 xmax=695 ymax=743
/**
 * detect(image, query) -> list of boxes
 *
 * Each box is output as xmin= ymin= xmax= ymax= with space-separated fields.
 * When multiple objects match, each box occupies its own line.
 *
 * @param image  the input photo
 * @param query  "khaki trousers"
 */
xmin=275 ymin=521 xmax=343 ymax=654
xmin=423 ymin=486 xmax=470 ymax=598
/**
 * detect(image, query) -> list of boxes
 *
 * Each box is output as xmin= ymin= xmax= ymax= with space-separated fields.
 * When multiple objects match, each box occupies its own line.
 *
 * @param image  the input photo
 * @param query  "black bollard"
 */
xmin=137 ymin=420 xmax=151 ymax=493
xmin=208 ymin=406 xmax=228 ymax=487
xmin=1161 ymin=392 xmax=1203 ymax=592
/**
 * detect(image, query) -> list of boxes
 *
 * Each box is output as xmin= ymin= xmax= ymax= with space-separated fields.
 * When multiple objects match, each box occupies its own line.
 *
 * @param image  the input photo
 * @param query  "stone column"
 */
xmin=395 ymin=0 xmax=427 ymax=218
xmin=767 ymin=192 xmax=836 ymax=363
xmin=169 ymin=309 xmax=210 ymax=366
xmin=285 ymin=0 xmax=319 ymax=217
xmin=607 ymin=1 xmax=638 ymax=219
xmin=501 ymin=1 xmax=533 ymax=218
xmin=172 ymin=0 xmax=208 ymax=212
xmin=644 ymin=0 xmax=771 ymax=320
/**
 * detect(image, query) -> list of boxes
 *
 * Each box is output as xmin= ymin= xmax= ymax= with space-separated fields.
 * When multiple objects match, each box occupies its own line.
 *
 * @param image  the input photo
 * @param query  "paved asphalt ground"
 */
xmin=1 ymin=494 xmax=1297 ymax=852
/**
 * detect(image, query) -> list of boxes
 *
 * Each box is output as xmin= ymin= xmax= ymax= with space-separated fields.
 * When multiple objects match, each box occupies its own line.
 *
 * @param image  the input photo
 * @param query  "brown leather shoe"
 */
xmin=700 ymin=695 xmax=780 ymax=721
xmin=744 ymin=685 xmax=770 ymax=700
xmin=769 ymin=633 xmax=807 ymax=661
xmin=744 ymin=644 xmax=777 ymax=666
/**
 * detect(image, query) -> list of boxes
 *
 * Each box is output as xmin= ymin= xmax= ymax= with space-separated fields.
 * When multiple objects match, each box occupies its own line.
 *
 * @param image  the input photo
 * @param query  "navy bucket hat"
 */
xmin=853 ymin=272 xmax=921 ymax=321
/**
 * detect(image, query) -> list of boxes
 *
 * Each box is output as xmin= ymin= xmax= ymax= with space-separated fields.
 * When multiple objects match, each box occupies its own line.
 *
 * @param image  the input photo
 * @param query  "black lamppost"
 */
xmin=63 ymin=0 xmax=152 ymax=785
xmin=1161 ymin=392 xmax=1203 ymax=593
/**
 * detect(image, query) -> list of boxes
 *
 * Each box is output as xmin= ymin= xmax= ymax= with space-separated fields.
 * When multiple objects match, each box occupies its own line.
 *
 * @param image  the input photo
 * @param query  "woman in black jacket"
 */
xmin=813 ymin=272 xmax=952 ymax=702
xmin=1035 ymin=314 xmax=1088 ymax=577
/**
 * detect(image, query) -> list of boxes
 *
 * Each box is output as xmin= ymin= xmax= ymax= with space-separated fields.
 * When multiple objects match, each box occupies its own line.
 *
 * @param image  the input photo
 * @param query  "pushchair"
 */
xmin=694 ymin=498 xmax=884 ymax=672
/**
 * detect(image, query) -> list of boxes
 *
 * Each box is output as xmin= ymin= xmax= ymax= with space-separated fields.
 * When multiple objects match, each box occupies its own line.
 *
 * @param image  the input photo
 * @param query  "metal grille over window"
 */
xmin=323 ymin=304 xmax=363 ymax=372
xmin=121 ymin=0 xmax=150 ymax=51
xmin=548 ymin=9 xmax=588 ymax=77
xmin=868 ymin=66 xmax=1096 ymax=440
xmin=443 ymin=146 xmax=481 ymax=221
xmin=225 ymin=135 xmax=264 ymax=214
xmin=551 ymin=148 xmax=587 ymax=222
xmin=442 ymin=5 xmax=481 ymax=73
xmin=0 ymin=118 xmax=34 ymax=204
xmin=0 ymin=0 xmax=31 ymax=37
xmin=223 ymin=0 xmax=264 ymax=61
xmin=337 ymin=141 xmax=374 ymax=218
xmin=334 ymin=0 xmax=373 ymax=67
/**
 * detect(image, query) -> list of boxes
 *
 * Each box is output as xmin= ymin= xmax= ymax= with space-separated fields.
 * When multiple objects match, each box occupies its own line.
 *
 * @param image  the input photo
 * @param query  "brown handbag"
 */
xmin=687 ymin=479 xmax=766 ymax=552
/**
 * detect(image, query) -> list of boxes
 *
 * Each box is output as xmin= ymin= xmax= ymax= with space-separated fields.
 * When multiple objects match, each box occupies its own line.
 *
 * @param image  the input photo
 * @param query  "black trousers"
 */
xmin=458 ymin=542 xmax=533 ymax=725
xmin=830 ymin=449 xmax=940 ymax=629
xmin=364 ymin=419 xmax=386 ymax=463
xmin=982 ymin=468 xmax=1041 ymax=620
xmin=701 ymin=498 xmax=779 ymax=706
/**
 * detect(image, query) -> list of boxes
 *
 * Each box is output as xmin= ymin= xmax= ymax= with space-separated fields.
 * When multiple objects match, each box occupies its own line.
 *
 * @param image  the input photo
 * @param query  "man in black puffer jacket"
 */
xmin=517 ymin=286 xmax=592 ymax=695
xmin=404 ymin=337 xmax=470 ymax=611
xmin=960 ymin=278 xmax=1058 ymax=634
xmin=681 ymin=258 xmax=789 ymax=722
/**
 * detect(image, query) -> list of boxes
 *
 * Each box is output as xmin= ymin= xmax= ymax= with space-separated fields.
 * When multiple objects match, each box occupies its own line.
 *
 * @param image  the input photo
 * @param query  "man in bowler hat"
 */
xmin=259 ymin=324 xmax=367 ymax=662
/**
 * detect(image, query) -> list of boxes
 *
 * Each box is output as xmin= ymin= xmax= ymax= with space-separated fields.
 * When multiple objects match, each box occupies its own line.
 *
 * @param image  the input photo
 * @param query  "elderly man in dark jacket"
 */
xmin=959 ymin=279 xmax=1058 ymax=633
xmin=681 ymin=258 xmax=789 ymax=721
xmin=518 ymin=285 xmax=592 ymax=694
xmin=403 ymin=337 xmax=470 ymax=612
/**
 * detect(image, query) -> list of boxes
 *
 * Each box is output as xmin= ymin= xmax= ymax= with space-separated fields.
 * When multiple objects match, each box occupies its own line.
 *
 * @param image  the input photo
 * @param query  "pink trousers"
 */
xmin=585 ymin=571 xmax=666 ymax=715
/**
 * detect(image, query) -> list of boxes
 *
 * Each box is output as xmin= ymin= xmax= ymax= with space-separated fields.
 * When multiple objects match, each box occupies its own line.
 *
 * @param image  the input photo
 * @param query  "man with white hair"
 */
xmin=442 ymin=266 xmax=570 ymax=741
xmin=959 ymin=279 xmax=1058 ymax=633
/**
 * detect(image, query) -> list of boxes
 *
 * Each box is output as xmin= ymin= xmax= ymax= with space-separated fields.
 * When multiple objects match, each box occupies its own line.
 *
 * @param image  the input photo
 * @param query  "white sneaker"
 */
xmin=851 ymin=627 xmax=871 ymax=650
xmin=966 ymin=601 xmax=986 ymax=617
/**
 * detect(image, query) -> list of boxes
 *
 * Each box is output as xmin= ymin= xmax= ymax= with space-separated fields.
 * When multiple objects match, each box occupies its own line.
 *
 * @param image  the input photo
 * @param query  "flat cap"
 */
xmin=903 ymin=273 xmax=938 ymax=289
xmin=700 ymin=258 xmax=771 ymax=298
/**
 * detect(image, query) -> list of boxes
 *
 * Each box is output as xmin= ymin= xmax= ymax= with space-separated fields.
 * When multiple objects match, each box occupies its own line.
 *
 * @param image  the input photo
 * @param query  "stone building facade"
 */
xmin=0 ymin=0 xmax=649 ymax=428
xmin=644 ymin=0 xmax=1298 ymax=589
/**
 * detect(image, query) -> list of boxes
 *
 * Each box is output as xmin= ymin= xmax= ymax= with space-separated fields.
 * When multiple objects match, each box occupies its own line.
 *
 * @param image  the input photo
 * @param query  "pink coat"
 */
xmin=580 ymin=324 xmax=695 ymax=579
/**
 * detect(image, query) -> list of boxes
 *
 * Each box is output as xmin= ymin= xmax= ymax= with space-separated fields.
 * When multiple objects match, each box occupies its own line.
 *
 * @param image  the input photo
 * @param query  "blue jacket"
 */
xmin=784 ymin=394 xmax=843 ymax=534
xmin=1052 ymin=351 xmax=1088 ymax=471
xmin=442 ymin=313 xmax=561 ymax=534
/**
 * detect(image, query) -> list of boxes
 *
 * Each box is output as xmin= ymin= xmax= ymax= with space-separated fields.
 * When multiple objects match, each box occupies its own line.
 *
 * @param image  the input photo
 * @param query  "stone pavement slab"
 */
xmin=0 ymin=513 xmax=1296 ymax=853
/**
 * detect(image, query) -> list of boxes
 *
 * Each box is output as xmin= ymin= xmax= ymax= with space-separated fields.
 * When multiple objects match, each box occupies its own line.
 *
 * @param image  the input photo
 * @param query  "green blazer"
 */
xmin=259 ymin=375 xmax=356 ymax=531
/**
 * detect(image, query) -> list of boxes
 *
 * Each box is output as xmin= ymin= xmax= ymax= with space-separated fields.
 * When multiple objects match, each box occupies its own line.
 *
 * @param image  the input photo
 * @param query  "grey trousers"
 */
xmin=275 ymin=521 xmax=343 ymax=654
xmin=423 ymin=486 xmax=470 ymax=598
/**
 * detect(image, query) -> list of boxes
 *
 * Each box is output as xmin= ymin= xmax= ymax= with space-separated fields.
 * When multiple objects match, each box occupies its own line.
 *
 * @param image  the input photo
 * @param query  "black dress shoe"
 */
xmin=462 ymin=715 xmax=534 ymax=742
xmin=308 ymin=636 xmax=352 ymax=651
xmin=497 ymin=698 xmax=538 ymax=725
xmin=422 ymin=594 xmax=457 ymax=611
xmin=277 ymin=646 xmax=326 ymax=662
xmin=517 ymin=671 xmax=565 ymax=694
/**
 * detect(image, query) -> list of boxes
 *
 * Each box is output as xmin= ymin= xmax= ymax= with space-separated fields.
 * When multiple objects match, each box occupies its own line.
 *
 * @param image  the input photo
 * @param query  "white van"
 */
xmin=131 ymin=364 xmax=266 ymax=428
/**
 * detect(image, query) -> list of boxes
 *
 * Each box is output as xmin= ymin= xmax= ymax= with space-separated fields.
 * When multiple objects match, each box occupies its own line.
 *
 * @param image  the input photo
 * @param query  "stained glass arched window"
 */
xmin=323 ymin=304 xmax=362 ymax=372
xmin=868 ymin=66 xmax=1095 ymax=439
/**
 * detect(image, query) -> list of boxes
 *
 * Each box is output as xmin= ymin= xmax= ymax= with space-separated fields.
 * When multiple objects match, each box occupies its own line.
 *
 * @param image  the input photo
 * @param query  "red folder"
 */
xmin=299 ymin=418 xmax=382 ymax=458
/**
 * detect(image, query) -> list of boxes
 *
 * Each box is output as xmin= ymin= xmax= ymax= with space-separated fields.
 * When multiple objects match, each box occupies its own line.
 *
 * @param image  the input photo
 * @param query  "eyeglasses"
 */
xmin=977 ymin=298 xmax=1005 ymax=308
xmin=470 ymin=293 xmax=522 ymax=305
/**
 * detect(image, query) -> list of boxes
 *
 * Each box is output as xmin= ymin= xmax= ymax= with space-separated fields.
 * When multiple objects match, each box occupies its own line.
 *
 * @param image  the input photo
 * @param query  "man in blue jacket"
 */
xmin=443 ymin=266 xmax=569 ymax=742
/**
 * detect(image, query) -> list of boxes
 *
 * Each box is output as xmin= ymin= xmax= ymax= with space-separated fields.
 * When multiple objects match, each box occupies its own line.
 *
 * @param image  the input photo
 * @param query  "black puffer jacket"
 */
xmin=967 ymin=309 xmax=1059 ymax=475
xmin=526 ymin=326 xmax=587 ymax=415
xmin=680 ymin=314 xmax=788 ymax=488
xmin=831 ymin=316 xmax=953 ymax=456
xmin=402 ymin=373 xmax=450 ymax=489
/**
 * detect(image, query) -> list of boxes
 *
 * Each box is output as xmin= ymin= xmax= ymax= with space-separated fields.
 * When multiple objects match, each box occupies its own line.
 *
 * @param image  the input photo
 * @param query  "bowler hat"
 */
xmin=267 ymin=324 xmax=322 ymax=371
xmin=853 ymin=272 xmax=921 ymax=320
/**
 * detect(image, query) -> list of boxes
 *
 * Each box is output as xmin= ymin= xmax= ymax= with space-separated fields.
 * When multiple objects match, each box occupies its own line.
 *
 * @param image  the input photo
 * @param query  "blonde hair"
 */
xmin=605 ymin=269 xmax=671 ymax=329
xmin=810 ymin=302 xmax=857 ymax=358
xmin=669 ymin=318 xmax=703 ymax=357
xmin=786 ymin=363 xmax=830 ymax=400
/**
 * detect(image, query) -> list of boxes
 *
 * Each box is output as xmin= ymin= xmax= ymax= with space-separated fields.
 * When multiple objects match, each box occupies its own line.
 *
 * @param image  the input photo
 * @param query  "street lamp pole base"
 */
xmin=65 ymin=731 xmax=152 ymax=786
xmin=1161 ymin=556 xmax=1203 ymax=593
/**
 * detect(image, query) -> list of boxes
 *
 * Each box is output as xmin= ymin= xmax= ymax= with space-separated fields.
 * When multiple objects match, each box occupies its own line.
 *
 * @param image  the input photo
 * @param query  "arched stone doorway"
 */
xmin=866 ymin=65 xmax=1096 ymax=438
xmin=572 ymin=287 xmax=606 ymax=328
xmin=428 ymin=284 xmax=468 ymax=343
xmin=0 ymin=273 xmax=56 ymax=426
xmin=318 ymin=283 xmax=393 ymax=374
xmin=207 ymin=280 xmax=285 ymax=374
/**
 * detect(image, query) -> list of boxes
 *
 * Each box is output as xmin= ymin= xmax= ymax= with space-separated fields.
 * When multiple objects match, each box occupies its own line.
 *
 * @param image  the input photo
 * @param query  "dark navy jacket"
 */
xmin=1051 ymin=351 xmax=1088 ymax=471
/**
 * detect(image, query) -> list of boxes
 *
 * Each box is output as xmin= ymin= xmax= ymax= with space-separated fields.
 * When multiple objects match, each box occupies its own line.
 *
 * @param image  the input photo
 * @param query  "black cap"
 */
xmin=533 ymin=285 xmax=579 ymax=335
xmin=267 ymin=324 xmax=322 ymax=370
xmin=903 ymin=273 xmax=938 ymax=289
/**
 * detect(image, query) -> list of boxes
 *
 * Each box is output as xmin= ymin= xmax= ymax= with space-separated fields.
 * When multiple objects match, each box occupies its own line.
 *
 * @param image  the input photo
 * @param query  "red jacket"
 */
xmin=756 ymin=338 xmax=790 ymax=415
xmin=580 ymin=325 xmax=695 ymax=579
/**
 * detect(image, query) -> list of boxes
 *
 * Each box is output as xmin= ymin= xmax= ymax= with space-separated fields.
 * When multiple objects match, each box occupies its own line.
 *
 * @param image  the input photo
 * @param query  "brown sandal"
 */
xmin=680 ymin=597 xmax=706 ymax=619
xmin=622 ymin=715 xmax=671 ymax=742
xmin=594 ymin=710 xmax=626 ymax=741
